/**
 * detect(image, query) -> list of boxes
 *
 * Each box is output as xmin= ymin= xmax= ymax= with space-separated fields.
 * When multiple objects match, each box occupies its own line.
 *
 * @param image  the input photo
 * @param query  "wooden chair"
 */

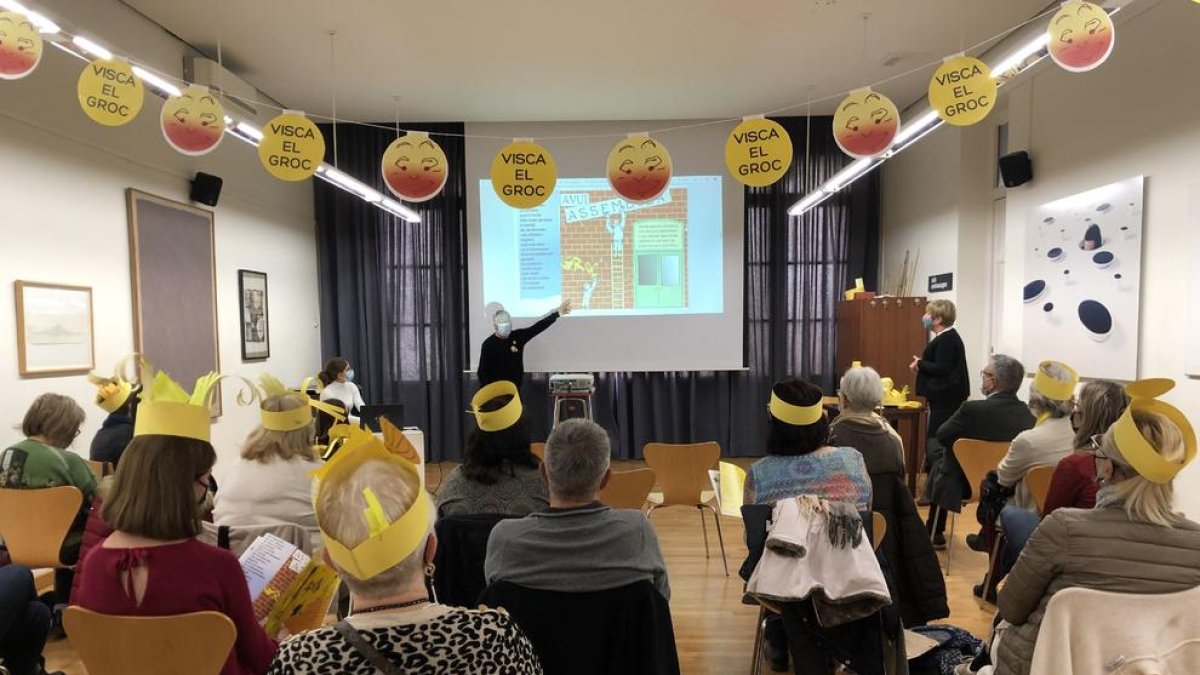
xmin=64 ymin=607 xmax=236 ymax=675
xmin=530 ymin=442 xmax=546 ymax=461
xmin=598 ymin=468 xmax=657 ymax=511
xmin=87 ymin=460 xmax=112 ymax=479
xmin=871 ymin=511 xmax=887 ymax=551
xmin=1025 ymin=464 xmax=1056 ymax=515
xmin=643 ymin=442 xmax=727 ymax=575
xmin=947 ymin=440 xmax=1011 ymax=573
xmin=0 ymin=486 xmax=83 ymax=568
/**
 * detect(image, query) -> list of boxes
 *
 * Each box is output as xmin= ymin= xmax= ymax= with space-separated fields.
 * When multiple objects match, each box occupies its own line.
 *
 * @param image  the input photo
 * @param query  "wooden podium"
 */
xmin=835 ymin=296 xmax=928 ymax=393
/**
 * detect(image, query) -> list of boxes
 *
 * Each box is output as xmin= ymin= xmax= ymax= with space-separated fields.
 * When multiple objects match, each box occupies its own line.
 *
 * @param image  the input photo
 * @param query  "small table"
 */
xmin=822 ymin=396 xmax=929 ymax=496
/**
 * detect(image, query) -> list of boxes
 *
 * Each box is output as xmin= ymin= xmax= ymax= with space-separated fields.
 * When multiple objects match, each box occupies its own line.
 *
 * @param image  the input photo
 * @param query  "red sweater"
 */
xmin=1042 ymin=451 xmax=1098 ymax=516
xmin=74 ymin=538 xmax=277 ymax=675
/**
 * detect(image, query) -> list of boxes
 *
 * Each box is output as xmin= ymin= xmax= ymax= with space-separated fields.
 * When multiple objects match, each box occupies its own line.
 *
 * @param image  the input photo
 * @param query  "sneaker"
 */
xmin=973 ymin=582 xmax=998 ymax=603
xmin=931 ymin=532 xmax=947 ymax=550
xmin=966 ymin=533 xmax=987 ymax=552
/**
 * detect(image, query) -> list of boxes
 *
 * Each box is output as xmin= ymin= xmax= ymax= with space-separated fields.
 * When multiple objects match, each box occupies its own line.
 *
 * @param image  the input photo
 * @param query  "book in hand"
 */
xmin=238 ymin=533 xmax=340 ymax=635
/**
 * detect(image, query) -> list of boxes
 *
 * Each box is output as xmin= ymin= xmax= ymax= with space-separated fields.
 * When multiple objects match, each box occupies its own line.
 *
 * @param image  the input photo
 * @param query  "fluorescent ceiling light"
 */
xmin=894 ymin=110 xmax=940 ymax=145
xmin=321 ymin=168 xmax=380 ymax=201
xmin=787 ymin=190 xmax=832 ymax=217
xmin=0 ymin=1 xmax=58 ymax=33
xmin=990 ymin=33 xmax=1049 ymax=76
xmin=825 ymin=158 xmax=875 ymax=192
xmin=381 ymin=198 xmax=422 ymax=222
xmin=235 ymin=122 xmax=263 ymax=141
xmin=132 ymin=65 xmax=182 ymax=97
xmin=72 ymin=36 xmax=112 ymax=60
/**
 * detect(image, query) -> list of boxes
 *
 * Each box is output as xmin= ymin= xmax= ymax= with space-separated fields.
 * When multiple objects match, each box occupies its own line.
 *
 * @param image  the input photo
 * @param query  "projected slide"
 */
xmin=479 ymin=176 xmax=724 ymax=318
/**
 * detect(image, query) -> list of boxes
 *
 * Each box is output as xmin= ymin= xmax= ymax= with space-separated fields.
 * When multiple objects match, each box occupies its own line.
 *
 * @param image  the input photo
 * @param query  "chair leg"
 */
xmin=946 ymin=511 xmax=957 ymax=575
xmin=982 ymin=529 xmax=1006 ymax=602
xmin=751 ymin=607 xmax=766 ymax=675
xmin=704 ymin=503 xmax=730 ymax=576
xmin=699 ymin=505 xmax=711 ymax=559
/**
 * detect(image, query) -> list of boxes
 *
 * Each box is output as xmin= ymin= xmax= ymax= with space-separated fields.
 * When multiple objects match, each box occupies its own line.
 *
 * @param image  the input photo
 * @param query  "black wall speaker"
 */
xmin=998 ymin=151 xmax=1033 ymax=188
xmin=190 ymin=172 xmax=223 ymax=206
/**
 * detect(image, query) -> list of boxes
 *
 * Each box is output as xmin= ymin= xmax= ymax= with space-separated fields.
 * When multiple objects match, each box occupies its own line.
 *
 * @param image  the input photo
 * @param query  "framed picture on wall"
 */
xmin=14 ymin=281 xmax=95 ymax=377
xmin=238 ymin=269 xmax=269 ymax=360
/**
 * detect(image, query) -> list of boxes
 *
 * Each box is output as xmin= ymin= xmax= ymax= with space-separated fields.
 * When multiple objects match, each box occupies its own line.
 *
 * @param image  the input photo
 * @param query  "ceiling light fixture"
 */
xmin=71 ymin=35 xmax=112 ymax=61
xmin=132 ymin=65 xmax=182 ymax=97
xmin=0 ymin=0 xmax=59 ymax=33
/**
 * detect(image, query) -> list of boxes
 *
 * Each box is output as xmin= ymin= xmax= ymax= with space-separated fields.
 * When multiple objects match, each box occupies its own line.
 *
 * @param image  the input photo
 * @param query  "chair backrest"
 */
xmin=87 ymin=460 xmax=112 ymax=479
xmin=479 ymin=580 xmax=680 ymax=675
xmin=198 ymin=520 xmax=312 ymax=557
xmin=1024 ymin=465 xmax=1056 ymax=515
xmin=64 ymin=607 xmax=236 ymax=675
xmin=530 ymin=442 xmax=546 ymax=461
xmin=643 ymin=442 xmax=720 ymax=506
xmin=952 ymin=439 xmax=1012 ymax=506
xmin=871 ymin=511 xmax=887 ymax=551
xmin=598 ymin=468 xmax=656 ymax=510
xmin=0 ymin=486 xmax=84 ymax=567
xmin=434 ymin=513 xmax=516 ymax=608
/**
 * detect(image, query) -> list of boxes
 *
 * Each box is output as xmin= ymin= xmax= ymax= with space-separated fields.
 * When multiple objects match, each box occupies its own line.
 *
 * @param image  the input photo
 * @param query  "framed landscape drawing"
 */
xmin=14 ymin=281 xmax=95 ymax=377
xmin=238 ymin=269 xmax=269 ymax=360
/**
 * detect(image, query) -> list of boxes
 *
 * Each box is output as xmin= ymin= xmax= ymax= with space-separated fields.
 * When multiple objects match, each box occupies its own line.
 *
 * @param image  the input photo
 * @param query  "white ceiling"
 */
xmin=119 ymin=0 xmax=1050 ymax=122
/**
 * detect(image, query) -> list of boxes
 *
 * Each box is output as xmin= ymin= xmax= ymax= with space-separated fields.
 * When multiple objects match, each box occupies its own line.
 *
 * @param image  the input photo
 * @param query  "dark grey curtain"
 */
xmin=315 ymin=122 xmax=469 ymax=461
xmin=314 ymin=116 xmax=877 ymax=461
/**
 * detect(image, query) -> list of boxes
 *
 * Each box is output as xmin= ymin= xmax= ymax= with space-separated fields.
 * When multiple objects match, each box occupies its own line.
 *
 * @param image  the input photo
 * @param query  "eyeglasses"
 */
xmin=980 ymin=370 xmax=995 ymax=379
xmin=195 ymin=476 xmax=213 ymax=492
xmin=1087 ymin=434 xmax=1111 ymax=462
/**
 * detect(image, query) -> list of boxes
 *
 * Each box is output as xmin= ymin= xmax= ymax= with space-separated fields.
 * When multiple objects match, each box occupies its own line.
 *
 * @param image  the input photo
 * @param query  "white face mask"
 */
xmin=494 ymin=312 xmax=512 ymax=338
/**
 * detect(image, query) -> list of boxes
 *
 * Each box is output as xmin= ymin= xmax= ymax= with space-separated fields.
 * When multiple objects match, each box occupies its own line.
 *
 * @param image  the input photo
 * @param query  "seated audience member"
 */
xmin=315 ymin=398 xmax=346 ymax=446
xmin=214 ymin=376 xmax=327 ymax=541
xmin=268 ymin=427 xmax=541 ymax=674
xmin=991 ymin=382 xmax=1200 ymax=675
xmin=437 ymin=381 xmax=548 ymax=517
xmin=318 ymin=357 xmax=366 ymax=414
xmin=0 ymin=565 xmax=60 ymax=675
xmin=995 ymin=361 xmax=1080 ymax=511
xmin=485 ymin=419 xmax=669 ymax=600
xmin=995 ymin=380 xmax=1129 ymax=580
xmin=87 ymin=372 xmax=140 ymax=467
xmin=745 ymin=377 xmax=872 ymax=672
xmin=745 ymin=378 xmax=871 ymax=512
xmin=925 ymin=354 xmax=1035 ymax=548
xmin=1 ymin=393 xmax=97 ymax=578
xmin=74 ymin=370 xmax=278 ymax=675
xmin=829 ymin=366 xmax=947 ymax=627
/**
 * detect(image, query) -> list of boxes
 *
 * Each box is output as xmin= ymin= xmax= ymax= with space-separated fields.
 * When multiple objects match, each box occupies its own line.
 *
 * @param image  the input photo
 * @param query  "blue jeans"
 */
xmin=0 ymin=565 xmax=51 ymax=675
xmin=999 ymin=506 xmax=1041 ymax=576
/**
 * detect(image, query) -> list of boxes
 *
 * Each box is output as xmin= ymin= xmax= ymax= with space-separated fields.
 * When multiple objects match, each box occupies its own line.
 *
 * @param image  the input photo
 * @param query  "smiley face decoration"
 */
xmin=606 ymin=135 xmax=673 ymax=202
xmin=160 ymin=85 xmax=225 ymax=155
xmin=1047 ymin=1 xmax=1115 ymax=73
xmin=832 ymin=88 xmax=900 ymax=158
xmin=0 ymin=11 xmax=43 ymax=80
xmin=381 ymin=132 xmax=449 ymax=202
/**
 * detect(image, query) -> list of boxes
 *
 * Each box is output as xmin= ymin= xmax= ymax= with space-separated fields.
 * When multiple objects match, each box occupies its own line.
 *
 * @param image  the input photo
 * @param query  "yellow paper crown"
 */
xmin=88 ymin=374 xmax=134 ymax=414
xmin=134 ymin=369 xmax=222 ymax=443
xmin=311 ymin=425 xmax=431 ymax=580
xmin=257 ymin=374 xmax=345 ymax=432
xmin=471 ymin=381 xmax=523 ymax=432
xmin=768 ymin=391 xmax=825 ymax=426
xmin=1112 ymin=379 xmax=1197 ymax=484
xmin=1033 ymin=360 xmax=1080 ymax=402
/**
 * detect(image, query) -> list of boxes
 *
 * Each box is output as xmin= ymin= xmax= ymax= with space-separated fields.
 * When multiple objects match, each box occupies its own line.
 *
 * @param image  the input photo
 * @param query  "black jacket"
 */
xmin=477 ymin=312 xmax=559 ymax=387
xmin=478 ymin=580 xmax=680 ymax=675
xmin=89 ymin=413 xmax=133 ymax=466
xmin=915 ymin=328 xmax=969 ymax=408
xmin=830 ymin=416 xmax=948 ymax=627
xmin=927 ymin=393 xmax=1036 ymax=511
xmin=432 ymin=513 xmax=515 ymax=608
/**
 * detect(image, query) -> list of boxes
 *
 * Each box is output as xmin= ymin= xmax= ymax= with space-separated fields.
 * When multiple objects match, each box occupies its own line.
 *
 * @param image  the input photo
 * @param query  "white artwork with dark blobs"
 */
xmin=1023 ymin=175 xmax=1143 ymax=381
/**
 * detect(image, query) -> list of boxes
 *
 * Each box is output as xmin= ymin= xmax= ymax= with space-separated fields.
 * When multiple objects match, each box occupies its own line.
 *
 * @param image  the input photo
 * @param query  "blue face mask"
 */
xmin=345 ymin=369 xmax=355 ymax=382
xmin=921 ymin=317 xmax=933 ymax=331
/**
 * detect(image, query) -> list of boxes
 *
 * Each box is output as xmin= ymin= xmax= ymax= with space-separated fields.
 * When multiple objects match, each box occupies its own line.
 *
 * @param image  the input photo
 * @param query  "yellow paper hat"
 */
xmin=471 ymin=381 xmax=523 ymax=432
xmin=1112 ymin=379 xmax=1197 ymax=484
xmin=257 ymin=373 xmax=345 ymax=432
xmin=134 ymin=369 xmax=223 ymax=443
xmin=311 ymin=424 xmax=432 ymax=580
xmin=88 ymin=374 xmax=134 ymax=414
xmin=1033 ymin=360 xmax=1080 ymax=402
xmin=768 ymin=391 xmax=825 ymax=427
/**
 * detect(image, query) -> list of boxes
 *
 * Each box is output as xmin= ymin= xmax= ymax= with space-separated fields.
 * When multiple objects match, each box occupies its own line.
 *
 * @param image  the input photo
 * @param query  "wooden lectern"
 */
xmin=835 ymin=296 xmax=928 ymax=394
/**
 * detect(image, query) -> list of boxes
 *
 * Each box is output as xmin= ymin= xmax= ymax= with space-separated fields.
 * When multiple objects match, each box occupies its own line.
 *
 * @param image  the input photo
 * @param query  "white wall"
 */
xmin=0 ymin=4 xmax=320 ymax=477
xmin=880 ymin=0 xmax=1200 ymax=517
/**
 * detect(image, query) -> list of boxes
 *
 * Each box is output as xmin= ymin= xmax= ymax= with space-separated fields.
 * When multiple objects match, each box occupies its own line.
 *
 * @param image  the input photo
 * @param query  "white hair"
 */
xmin=1028 ymin=362 xmax=1075 ymax=419
xmin=840 ymin=366 xmax=883 ymax=412
xmin=545 ymin=419 xmax=611 ymax=501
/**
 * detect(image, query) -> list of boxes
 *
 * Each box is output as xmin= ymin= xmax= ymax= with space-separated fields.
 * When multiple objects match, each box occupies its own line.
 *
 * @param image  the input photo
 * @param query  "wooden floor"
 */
xmin=46 ymin=460 xmax=996 ymax=675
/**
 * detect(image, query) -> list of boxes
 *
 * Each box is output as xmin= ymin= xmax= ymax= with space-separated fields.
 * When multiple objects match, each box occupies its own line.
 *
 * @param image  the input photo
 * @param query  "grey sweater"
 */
xmin=484 ymin=503 xmax=670 ymax=600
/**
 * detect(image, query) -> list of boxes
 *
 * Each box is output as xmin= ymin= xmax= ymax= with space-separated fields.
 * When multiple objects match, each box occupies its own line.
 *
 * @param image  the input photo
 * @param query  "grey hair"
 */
xmin=840 ymin=366 xmax=883 ymax=412
xmin=492 ymin=310 xmax=511 ymax=325
xmin=1028 ymin=361 xmax=1075 ymax=418
xmin=990 ymin=354 xmax=1025 ymax=395
xmin=544 ymin=419 xmax=611 ymax=501
xmin=316 ymin=457 xmax=434 ymax=599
